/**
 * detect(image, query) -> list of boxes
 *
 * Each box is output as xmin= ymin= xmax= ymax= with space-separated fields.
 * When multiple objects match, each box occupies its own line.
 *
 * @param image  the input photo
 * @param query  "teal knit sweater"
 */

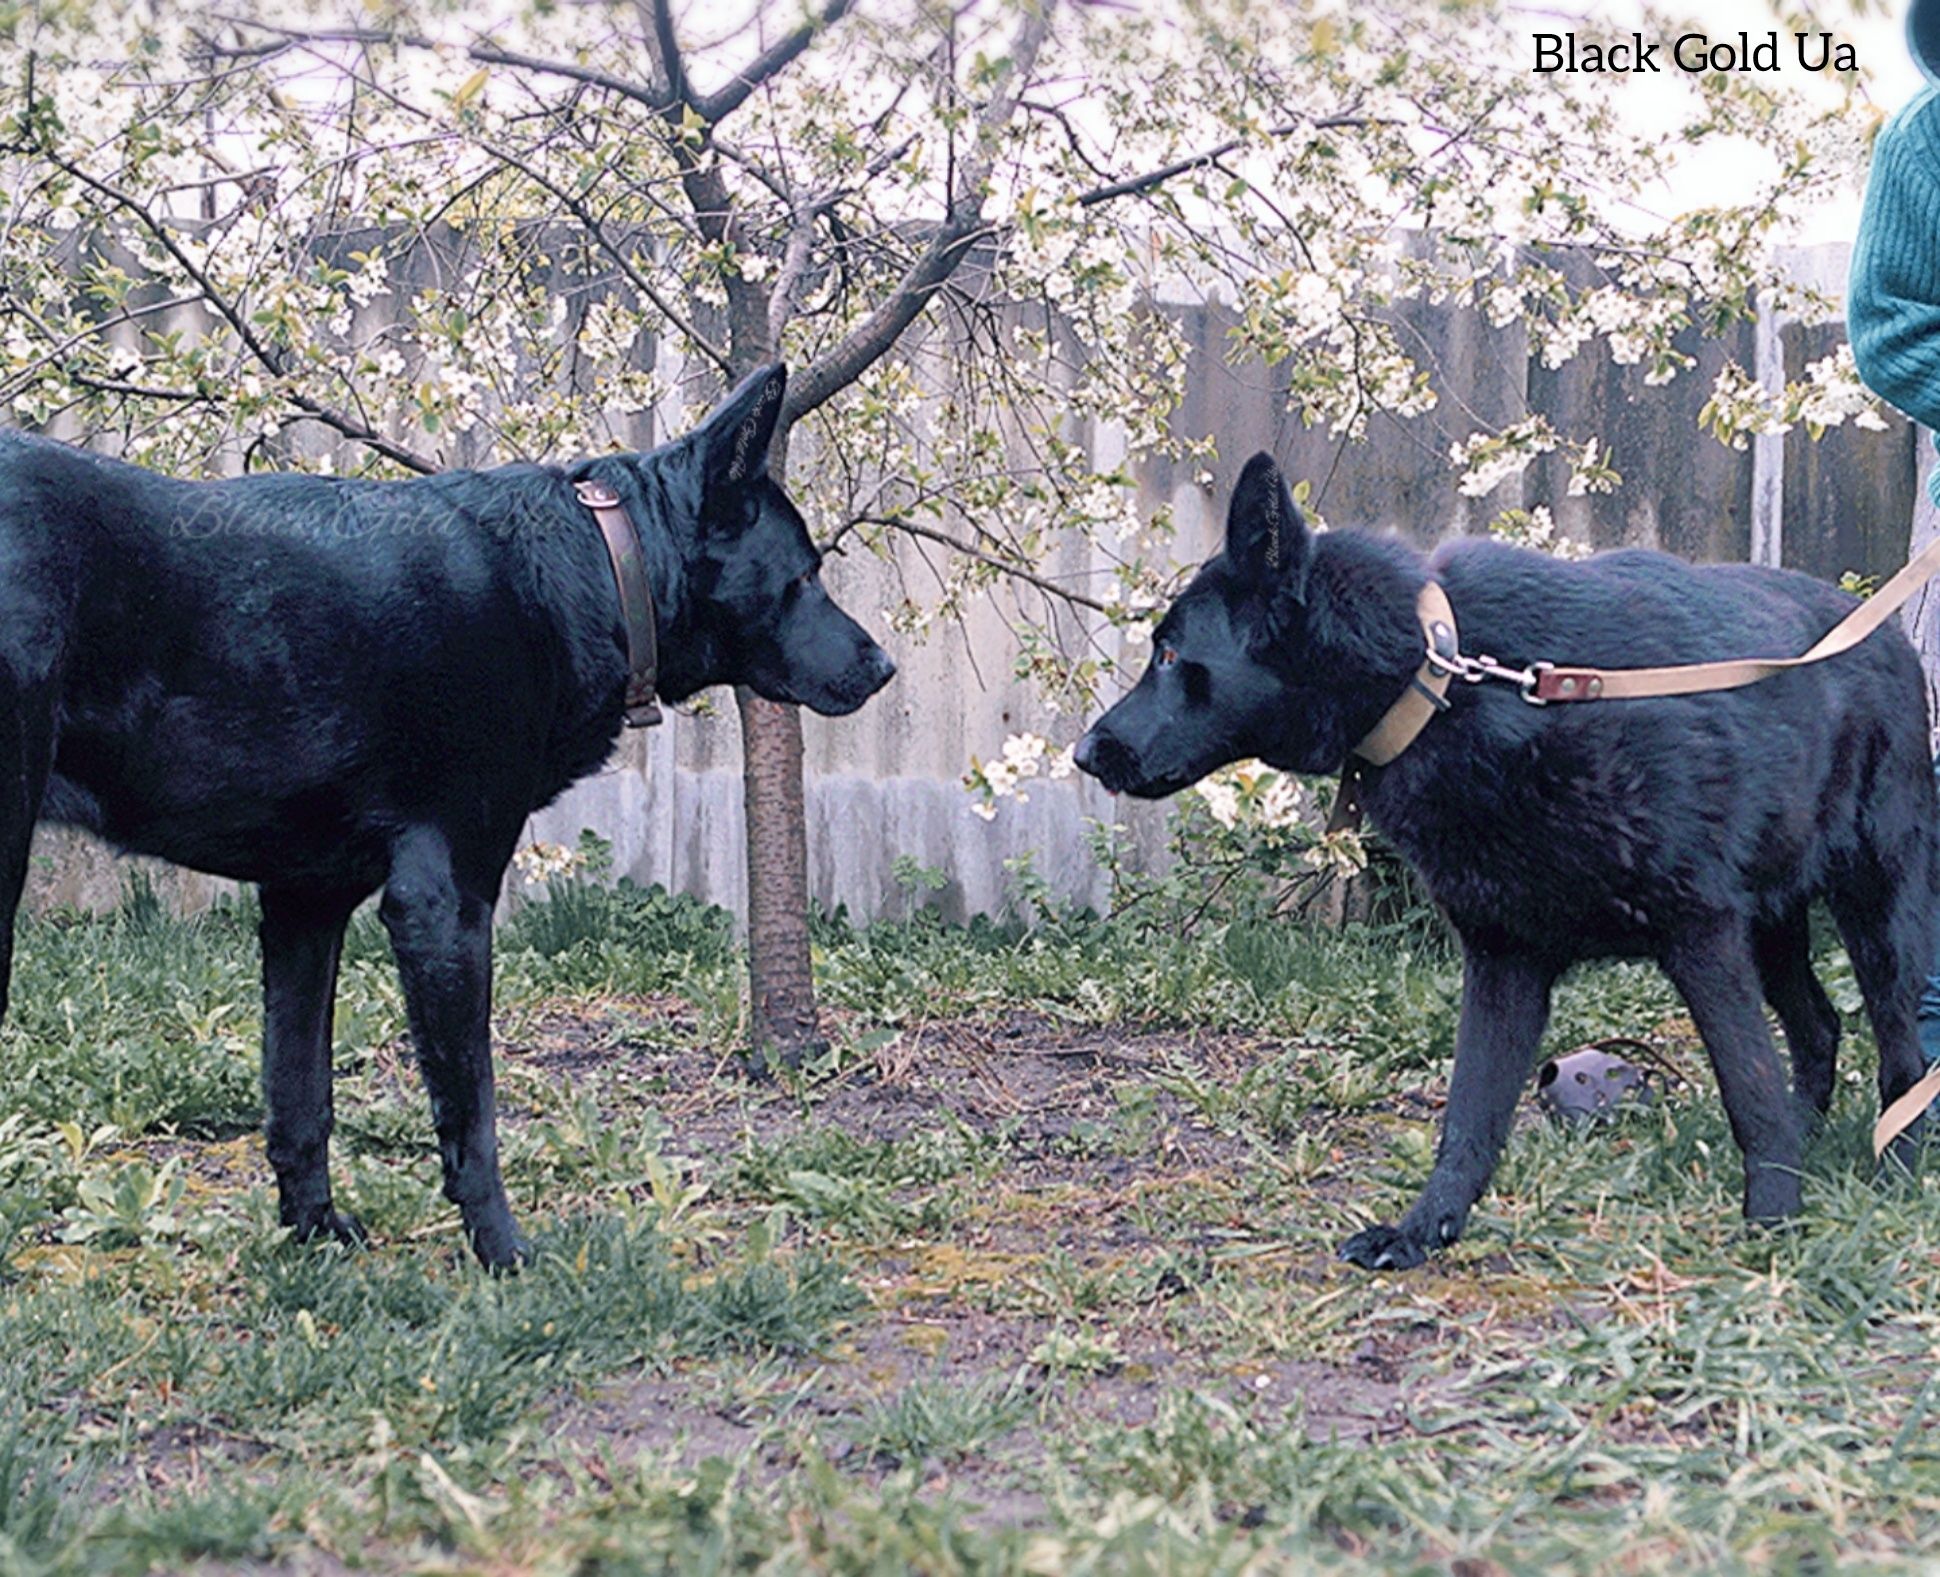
xmin=1849 ymin=89 xmax=1940 ymax=506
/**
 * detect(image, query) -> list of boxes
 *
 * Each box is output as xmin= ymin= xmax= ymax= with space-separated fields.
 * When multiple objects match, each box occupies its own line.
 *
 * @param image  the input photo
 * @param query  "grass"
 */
xmin=0 ymin=873 xmax=1931 ymax=1571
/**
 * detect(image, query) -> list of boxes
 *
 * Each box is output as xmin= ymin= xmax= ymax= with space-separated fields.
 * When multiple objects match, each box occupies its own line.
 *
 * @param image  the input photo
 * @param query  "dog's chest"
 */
xmin=1375 ymin=749 xmax=1677 ymax=957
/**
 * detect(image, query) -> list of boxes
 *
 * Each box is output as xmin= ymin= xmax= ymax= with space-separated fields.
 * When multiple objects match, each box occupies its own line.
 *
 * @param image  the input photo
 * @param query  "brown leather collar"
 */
xmin=574 ymin=477 xmax=662 ymax=727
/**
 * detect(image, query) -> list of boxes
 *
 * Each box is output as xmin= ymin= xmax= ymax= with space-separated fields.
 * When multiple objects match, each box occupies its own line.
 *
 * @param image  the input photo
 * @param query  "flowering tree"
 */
xmin=0 ymin=0 xmax=1884 ymax=1055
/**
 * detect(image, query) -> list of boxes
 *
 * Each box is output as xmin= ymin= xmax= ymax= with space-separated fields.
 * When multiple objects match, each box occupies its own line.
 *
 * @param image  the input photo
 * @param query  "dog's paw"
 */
xmin=1339 ymin=1224 xmax=1429 ymax=1271
xmin=290 ymin=1208 xmax=368 ymax=1250
xmin=467 ymin=1218 xmax=534 ymax=1274
xmin=1742 ymin=1168 xmax=1803 ymax=1227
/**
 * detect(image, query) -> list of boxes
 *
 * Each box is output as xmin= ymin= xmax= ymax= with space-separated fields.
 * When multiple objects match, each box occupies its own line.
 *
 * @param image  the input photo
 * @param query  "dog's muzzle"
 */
xmin=812 ymin=643 xmax=897 ymax=716
xmin=1074 ymin=728 xmax=1140 ymax=793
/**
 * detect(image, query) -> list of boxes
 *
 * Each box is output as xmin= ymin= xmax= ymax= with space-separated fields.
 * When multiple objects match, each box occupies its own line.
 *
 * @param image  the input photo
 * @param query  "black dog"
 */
xmin=0 ymin=363 xmax=894 ymax=1268
xmin=1078 ymin=453 xmax=1935 ymax=1269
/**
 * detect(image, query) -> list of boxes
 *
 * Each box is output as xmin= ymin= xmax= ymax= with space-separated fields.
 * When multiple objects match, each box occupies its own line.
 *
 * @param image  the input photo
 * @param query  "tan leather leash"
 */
xmin=1322 ymin=540 xmax=1940 ymax=1156
xmin=1876 ymin=1067 xmax=1940 ymax=1160
xmin=574 ymin=478 xmax=663 ymax=728
xmin=1529 ymin=533 xmax=1940 ymax=706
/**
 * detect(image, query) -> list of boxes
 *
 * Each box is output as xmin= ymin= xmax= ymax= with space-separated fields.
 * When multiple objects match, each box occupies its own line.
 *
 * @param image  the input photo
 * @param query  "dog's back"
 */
xmin=0 ymin=431 xmax=626 ymax=887
xmin=1391 ymin=537 xmax=1933 ymax=962
xmin=1432 ymin=536 xmax=1892 ymax=685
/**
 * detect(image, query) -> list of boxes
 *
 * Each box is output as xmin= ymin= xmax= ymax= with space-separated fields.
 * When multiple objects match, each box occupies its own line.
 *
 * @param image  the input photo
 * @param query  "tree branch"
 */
xmin=851 ymin=514 xmax=1113 ymax=615
xmin=636 ymin=0 xmax=687 ymax=106
xmin=202 ymin=17 xmax=674 ymax=116
xmin=39 ymin=149 xmax=438 ymax=473
xmin=1073 ymin=115 xmax=1385 ymax=207
xmin=70 ymin=374 xmax=207 ymax=403
xmin=693 ymin=0 xmax=856 ymax=124
xmin=476 ymin=140 xmax=734 ymax=376
xmin=0 ymin=293 xmax=208 ymax=404
xmin=642 ymin=0 xmax=769 ymax=362
xmin=786 ymin=0 xmax=1055 ymax=422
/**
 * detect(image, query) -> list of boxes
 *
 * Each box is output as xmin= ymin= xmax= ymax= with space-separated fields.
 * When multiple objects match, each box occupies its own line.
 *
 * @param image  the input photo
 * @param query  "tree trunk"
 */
xmin=734 ymin=410 xmax=824 ymax=1073
xmin=737 ymin=685 xmax=824 ymax=1071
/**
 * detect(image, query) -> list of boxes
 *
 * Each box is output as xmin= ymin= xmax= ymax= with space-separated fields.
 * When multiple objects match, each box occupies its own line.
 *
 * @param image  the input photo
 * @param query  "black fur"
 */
xmin=0 ymin=363 xmax=894 ymax=1267
xmin=1078 ymin=452 xmax=1937 ymax=1269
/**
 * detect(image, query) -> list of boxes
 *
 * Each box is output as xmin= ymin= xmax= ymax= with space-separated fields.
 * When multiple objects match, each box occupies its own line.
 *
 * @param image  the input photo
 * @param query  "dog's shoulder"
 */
xmin=0 ymin=427 xmax=153 ymax=489
xmin=1425 ymin=536 xmax=1594 ymax=652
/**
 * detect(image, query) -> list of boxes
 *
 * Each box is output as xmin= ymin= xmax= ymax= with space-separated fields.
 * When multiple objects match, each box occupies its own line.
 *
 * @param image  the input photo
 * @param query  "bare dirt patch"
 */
xmin=484 ymin=1000 xmax=1521 ymax=1521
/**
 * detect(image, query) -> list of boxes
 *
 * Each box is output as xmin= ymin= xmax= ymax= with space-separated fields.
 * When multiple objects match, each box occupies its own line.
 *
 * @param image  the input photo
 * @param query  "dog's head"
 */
xmin=1076 ymin=453 xmax=1413 ymax=797
xmin=654 ymin=364 xmax=895 ymax=717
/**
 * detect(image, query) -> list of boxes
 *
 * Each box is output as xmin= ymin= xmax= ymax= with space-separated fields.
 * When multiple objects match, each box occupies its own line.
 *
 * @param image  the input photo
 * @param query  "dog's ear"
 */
xmin=1225 ymin=452 xmax=1311 ymax=602
xmin=696 ymin=363 xmax=787 ymax=490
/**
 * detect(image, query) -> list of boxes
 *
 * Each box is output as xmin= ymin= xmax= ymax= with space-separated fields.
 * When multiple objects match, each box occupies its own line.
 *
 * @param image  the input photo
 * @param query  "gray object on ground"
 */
xmin=1536 ymin=1046 xmax=1651 ymax=1123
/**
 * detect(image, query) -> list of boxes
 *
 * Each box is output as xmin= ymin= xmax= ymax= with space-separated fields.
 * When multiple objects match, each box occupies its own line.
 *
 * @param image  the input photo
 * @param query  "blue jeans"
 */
xmin=1924 ymin=755 xmax=1940 ymax=1064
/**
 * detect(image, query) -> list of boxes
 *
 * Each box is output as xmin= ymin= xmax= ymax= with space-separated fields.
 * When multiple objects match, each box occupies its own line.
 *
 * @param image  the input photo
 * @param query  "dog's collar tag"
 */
xmin=575 ymin=477 xmax=663 ymax=727
xmin=1328 ymin=581 xmax=1458 ymax=833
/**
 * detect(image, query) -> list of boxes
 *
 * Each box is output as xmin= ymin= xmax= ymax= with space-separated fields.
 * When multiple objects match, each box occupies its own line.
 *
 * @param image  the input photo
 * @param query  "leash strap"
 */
xmin=574 ymin=478 xmax=663 ymax=727
xmin=1532 ymin=533 xmax=1940 ymax=704
xmin=1876 ymin=1065 xmax=1940 ymax=1159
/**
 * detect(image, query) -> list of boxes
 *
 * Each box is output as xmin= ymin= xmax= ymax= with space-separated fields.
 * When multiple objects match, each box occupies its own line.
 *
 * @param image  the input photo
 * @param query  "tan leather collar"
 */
xmin=574 ymin=478 xmax=663 ymax=728
xmin=1353 ymin=581 xmax=1458 ymax=766
xmin=1327 ymin=581 xmax=1456 ymax=833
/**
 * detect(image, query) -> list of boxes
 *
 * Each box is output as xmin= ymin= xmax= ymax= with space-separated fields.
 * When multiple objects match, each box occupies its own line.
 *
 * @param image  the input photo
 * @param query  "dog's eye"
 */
xmin=1157 ymin=645 xmax=1179 ymax=669
xmin=794 ymin=568 xmax=816 ymax=590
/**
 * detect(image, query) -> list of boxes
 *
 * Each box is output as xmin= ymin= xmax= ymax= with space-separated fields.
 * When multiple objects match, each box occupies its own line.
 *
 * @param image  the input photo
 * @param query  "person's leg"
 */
xmin=1921 ymin=754 xmax=1940 ymax=1066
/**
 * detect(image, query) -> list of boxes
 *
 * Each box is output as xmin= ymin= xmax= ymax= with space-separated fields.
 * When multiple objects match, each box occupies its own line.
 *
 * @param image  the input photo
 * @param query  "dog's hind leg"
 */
xmin=1827 ymin=834 xmax=1933 ymax=1167
xmin=380 ymin=825 xmax=526 ymax=1270
xmin=1663 ymin=917 xmax=1803 ymax=1226
xmin=261 ymin=885 xmax=367 ymax=1246
xmin=1752 ymin=907 xmax=1840 ymax=1124
xmin=1340 ymin=949 xmax=1556 ymax=1271
xmin=0 ymin=682 xmax=58 ymax=1025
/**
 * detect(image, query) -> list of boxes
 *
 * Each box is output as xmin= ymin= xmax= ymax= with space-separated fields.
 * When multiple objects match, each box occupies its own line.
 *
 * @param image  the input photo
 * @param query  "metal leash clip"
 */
xmin=1425 ymin=642 xmax=1547 ymax=705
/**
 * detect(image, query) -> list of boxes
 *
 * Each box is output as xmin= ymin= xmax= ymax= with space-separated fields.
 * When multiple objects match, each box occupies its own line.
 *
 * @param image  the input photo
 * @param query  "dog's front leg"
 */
xmin=1341 ymin=949 xmax=1555 ymax=1270
xmin=381 ymin=827 xmax=529 ymax=1270
xmin=261 ymin=885 xmax=366 ymax=1247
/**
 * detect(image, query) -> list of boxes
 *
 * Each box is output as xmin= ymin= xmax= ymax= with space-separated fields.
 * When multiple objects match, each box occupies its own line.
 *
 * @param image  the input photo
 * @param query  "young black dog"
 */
xmin=0 ymin=363 xmax=894 ymax=1268
xmin=1077 ymin=453 xmax=1935 ymax=1269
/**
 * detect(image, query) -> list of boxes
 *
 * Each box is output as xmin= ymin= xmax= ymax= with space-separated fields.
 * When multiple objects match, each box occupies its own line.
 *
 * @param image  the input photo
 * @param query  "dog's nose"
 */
xmin=1073 ymin=730 xmax=1101 ymax=776
xmin=866 ymin=645 xmax=897 ymax=689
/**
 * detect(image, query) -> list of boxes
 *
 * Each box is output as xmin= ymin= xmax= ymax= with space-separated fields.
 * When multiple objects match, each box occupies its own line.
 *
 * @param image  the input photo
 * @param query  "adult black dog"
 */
xmin=1077 ymin=453 xmax=1935 ymax=1269
xmin=0 ymin=363 xmax=894 ymax=1268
